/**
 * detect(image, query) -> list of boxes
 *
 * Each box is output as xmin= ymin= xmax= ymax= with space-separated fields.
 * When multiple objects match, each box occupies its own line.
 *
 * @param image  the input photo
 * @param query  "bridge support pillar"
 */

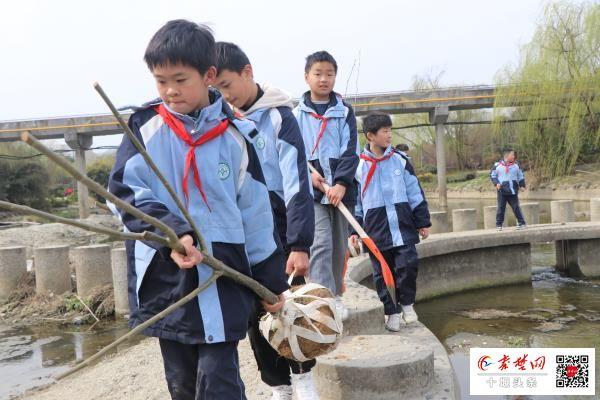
xmin=429 ymin=107 xmax=449 ymax=208
xmin=65 ymin=132 xmax=93 ymax=219
xmin=555 ymin=238 xmax=600 ymax=278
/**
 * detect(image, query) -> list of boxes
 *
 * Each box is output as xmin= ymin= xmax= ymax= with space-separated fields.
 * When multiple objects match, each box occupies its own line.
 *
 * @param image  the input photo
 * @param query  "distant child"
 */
xmin=108 ymin=20 xmax=288 ymax=400
xmin=490 ymin=148 xmax=527 ymax=230
xmin=214 ymin=41 xmax=319 ymax=400
xmin=294 ymin=51 xmax=359 ymax=320
xmin=350 ymin=112 xmax=431 ymax=332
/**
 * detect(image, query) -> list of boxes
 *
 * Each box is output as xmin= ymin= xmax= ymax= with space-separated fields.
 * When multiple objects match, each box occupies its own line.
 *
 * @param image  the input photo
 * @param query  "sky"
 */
xmin=2 ymin=0 xmax=581 ymax=149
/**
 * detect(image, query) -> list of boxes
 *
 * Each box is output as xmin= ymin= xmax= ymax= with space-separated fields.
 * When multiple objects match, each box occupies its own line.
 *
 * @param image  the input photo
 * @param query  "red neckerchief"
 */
xmin=360 ymin=151 xmax=395 ymax=195
xmin=309 ymin=112 xmax=329 ymax=155
xmin=154 ymin=104 xmax=229 ymax=211
xmin=499 ymin=160 xmax=514 ymax=173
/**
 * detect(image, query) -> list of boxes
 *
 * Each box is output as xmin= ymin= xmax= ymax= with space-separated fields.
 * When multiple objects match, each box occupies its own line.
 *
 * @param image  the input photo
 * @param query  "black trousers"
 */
xmin=496 ymin=191 xmax=526 ymax=227
xmin=159 ymin=338 xmax=246 ymax=400
xmin=247 ymin=275 xmax=316 ymax=387
xmin=369 ymin=244 xmax=419 ymax=315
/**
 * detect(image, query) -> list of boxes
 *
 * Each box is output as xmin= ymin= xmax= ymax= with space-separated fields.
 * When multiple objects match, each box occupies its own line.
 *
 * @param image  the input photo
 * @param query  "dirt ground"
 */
xmin=18 ymin=337 xmax=272 ymax=400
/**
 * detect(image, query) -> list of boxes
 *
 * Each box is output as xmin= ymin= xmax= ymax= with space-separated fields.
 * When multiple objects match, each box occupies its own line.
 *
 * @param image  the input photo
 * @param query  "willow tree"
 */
xmin=493 ymin=1 xmax=600 ymax=181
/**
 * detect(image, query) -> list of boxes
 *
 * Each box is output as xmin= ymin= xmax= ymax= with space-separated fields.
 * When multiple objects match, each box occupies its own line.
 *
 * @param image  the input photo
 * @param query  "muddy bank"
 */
xmin=0 ymin=271 xmax=116 ymax=328
xmin=17 ymin=337 xmax=271 ymax=400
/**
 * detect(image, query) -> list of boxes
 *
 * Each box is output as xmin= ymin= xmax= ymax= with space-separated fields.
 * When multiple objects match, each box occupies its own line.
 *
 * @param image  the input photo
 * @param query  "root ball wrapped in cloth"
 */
xmin=259 ymin=282 xmax=343 ymax=362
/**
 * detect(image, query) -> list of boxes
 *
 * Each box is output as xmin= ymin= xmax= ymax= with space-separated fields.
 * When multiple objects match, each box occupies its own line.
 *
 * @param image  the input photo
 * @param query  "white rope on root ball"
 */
xmin=259 ymin=280 xmax=343 ymax=362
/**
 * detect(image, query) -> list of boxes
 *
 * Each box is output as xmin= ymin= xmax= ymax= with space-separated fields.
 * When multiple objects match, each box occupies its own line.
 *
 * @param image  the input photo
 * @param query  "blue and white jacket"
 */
xmin=355 ymin=145 xmax=431 ymax=250
xmin=239 ymin=85 xmax=314 ymax=253
xmin=294 ymin=92 xmax=359 ymax=207
xmin=490 ymin=160 xmax=525 ymax=195
xmin=108 ymin=89 xmax=288 ymax=344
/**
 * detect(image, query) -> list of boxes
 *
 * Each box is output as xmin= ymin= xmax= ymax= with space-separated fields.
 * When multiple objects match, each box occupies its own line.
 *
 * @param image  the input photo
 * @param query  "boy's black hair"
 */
xmin=503 ymin=148 xmax=515 ymax=156
xmin=215 ymin=42 xmax=251 ymax=74
xmin=144 ymin=19 xmax=215 ymax=75
xmin=396 ymin=143 xmax=410 ymax=152
xmin=363 ymin=112 xmax=393 ymax=137
xmin=305 ymin=51 xmax=338 ymax=74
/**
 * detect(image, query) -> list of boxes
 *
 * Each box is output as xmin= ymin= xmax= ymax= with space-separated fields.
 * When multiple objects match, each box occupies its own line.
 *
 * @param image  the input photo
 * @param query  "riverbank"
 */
xmin=422 ymin=163 xmax=600 ymax=202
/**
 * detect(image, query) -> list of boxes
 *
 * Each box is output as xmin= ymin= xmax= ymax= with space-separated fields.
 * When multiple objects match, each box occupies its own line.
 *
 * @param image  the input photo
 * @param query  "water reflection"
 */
xmin=0 ymin=320 xmax=139 ymax=399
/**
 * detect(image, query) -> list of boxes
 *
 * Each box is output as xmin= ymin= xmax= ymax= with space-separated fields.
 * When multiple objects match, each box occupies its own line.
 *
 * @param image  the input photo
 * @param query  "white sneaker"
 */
xmin=402 ymin=304 xmax=418 ymax=324
xmin=271 ymin=385 xmax=292 ymax=400
xmin=385 ymin=313 xmax=402 ymax=331
xmin=334 ymin=296 xmax=349 ymax=321
xmin=516 ymin=224 xmax=527 ymax=230
xmin=292 ymin=371 xmax=320 ymax=400
xmin=496 ymin=226 xmax=503 ymax=231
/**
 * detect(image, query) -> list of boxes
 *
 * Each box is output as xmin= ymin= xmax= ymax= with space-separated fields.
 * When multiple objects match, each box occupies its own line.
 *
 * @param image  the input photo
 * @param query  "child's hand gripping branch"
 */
xmin=419 ymin=227 xmax=430 ymax=240
xmin=170 ymin=234 xmax=203 ymax=269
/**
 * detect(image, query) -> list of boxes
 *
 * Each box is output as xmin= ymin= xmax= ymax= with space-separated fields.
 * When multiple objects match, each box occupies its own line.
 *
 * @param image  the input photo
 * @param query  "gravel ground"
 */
xmin=19 ymin=337 xmax=273 ymax=400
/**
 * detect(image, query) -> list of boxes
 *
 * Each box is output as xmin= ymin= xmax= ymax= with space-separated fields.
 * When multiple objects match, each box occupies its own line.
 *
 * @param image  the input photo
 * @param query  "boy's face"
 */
xmin=367 ymin=126 xmax=393 ymax=150
xmin=304 ymin=61 xmax=336 ymax=99
xmin=505 ymin=151 xmax=515 ymax=162
xmin=214 ymin=65 xmax=255 ymax=110
xmin=152 ymin=63 xmax=215 ymax=115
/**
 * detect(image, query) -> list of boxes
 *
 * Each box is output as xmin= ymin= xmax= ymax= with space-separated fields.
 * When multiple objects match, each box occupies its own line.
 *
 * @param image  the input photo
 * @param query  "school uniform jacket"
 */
xmin=238 ymin=85 xmax=314 ymax=253
xmin=490 ymin=160 xmax=525 ymax=195
xmin=108 ymin=89 xmax=288 ymax=345
xmin=293 ymin=92 xmax=359 ymax=207
xmin=355 ymin=145 xmax=431 ymax=250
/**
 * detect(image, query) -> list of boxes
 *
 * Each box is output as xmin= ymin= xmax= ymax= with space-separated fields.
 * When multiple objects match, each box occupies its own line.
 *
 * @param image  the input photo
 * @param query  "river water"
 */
xmin=418 ymin=243 xmax=600 ymax=399
xmin=0 ymin=320 xmax=141 ymax=399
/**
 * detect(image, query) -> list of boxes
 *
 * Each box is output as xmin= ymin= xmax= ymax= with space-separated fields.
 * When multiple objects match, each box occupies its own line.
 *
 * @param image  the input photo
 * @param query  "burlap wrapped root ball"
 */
xmin=259 ymin=282 xmax=343 ymax=362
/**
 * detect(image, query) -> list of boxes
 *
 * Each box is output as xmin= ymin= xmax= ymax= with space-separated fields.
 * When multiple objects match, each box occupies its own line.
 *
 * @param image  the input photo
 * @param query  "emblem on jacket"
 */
xmin=218 ymin=162 xmax=231 ymax=180
xmin=256 ymin=136 xmax=265 ymax=150
xmin=394 ymin=168 xmax=401 ymax=176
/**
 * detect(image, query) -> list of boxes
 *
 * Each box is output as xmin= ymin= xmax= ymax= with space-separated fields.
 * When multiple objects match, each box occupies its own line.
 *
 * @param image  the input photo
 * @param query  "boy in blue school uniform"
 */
xmin=349 ymin=112 xmax=431 ymax=332
xmin=108 ymin=20 xmax=287 ymax=400
xmin=490 ymin=148 xmax=527 ymax=230
xmin=294 ymin=51 xmax=359 ymax=320
xmin=214 ymin=42 xmax=318 ymax=400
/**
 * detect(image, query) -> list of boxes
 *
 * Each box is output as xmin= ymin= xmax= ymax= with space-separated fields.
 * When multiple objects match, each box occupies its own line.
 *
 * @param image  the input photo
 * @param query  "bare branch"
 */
xmin=93 ymin=83 xmax=207 ymax=252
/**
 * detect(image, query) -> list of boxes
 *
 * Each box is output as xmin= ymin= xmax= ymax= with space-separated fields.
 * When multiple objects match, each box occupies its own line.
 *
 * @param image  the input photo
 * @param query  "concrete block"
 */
xmin=551 ymin=200 xmax=575 ymax=223
xmin=521 ymin=202 xmax=540 ymax=225
xmin=72 ymin=244 xmax=112 ymax=298
xmin=314 ymin=334 xmax=434 ymax=400
xmin=452 ymin=208 xmax=477 ymax=232
xmin=429 ymin=211 xmax=449 ymax=234
xmin=34 ymin=245 xmax=71 ymax=296
xmin=0 ymin=246 xmax=27 ymax=302
xmin=111 ymin=247 xmax=129 ymax=316
xmin=483 ymin=206 xmax=497 ymax=230
xmin=590 ymin=198 xmax=600 ymax=222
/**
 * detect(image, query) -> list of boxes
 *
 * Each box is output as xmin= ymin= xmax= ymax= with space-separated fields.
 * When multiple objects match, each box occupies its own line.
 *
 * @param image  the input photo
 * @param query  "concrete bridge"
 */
xmin=0 ymin=83 xmax=584 ymax=217
xmin=323 ymin=220 xmax=600 ymax=399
